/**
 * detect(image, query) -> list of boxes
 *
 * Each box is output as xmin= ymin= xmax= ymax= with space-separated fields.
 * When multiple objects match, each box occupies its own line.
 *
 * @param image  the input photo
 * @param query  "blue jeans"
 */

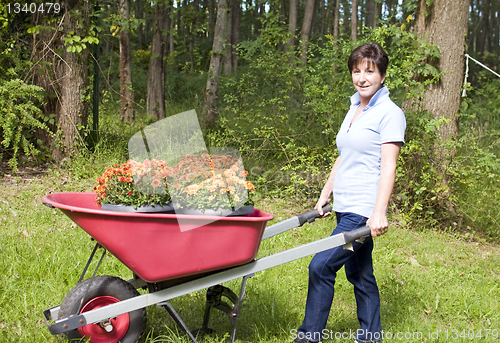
xmin=297 ymin=212 xmax=381 ymax=342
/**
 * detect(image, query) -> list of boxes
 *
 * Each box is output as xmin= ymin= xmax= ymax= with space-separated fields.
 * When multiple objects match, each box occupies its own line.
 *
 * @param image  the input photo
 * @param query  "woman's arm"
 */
xmin=315 ymin=156 xmax=341 ymax=216
xmin=367 ymin=142 xmax=402 ymax=237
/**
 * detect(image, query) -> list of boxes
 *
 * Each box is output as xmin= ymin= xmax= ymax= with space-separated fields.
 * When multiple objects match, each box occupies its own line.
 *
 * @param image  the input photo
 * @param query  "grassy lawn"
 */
xmin=0 ymin=172 xmax=499 ymax=342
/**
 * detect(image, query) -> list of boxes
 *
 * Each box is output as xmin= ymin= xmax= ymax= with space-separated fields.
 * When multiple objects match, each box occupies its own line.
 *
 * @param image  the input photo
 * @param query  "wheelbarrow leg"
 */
xmin=158 ymin=301 xmax=199 ymax=343
xmin=194 ymin=273 xmax=254 ymax=343
xmin=229 ymin=274 xmax=253 ymax=343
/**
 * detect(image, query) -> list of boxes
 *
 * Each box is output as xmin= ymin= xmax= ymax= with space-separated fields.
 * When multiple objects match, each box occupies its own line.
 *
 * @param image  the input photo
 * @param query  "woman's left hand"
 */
xmin=366 ymin=212 xmax=389 ymax=237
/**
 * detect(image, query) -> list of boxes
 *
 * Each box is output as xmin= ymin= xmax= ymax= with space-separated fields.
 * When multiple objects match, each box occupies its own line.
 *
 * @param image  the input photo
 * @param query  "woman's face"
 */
xmin=351 ymin=59 xmax=385 ymax=102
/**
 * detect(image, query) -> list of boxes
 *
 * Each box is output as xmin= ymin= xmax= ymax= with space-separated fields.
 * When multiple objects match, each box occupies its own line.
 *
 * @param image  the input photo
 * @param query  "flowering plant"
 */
xmin=94 ymin=153 xmax=255 ymax=212
xmin=94 ymin=159 xmax=172 ymax=208
xmin=170 ymin=153 xmax=255 ymax=211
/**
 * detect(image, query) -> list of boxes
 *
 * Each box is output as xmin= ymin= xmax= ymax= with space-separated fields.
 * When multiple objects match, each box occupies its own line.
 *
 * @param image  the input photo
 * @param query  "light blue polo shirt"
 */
xmin=332 ymin=86 xmax=406 ymax=218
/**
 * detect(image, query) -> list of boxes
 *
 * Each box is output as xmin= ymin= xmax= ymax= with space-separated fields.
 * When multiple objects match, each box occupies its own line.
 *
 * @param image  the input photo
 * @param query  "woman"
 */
xmin=292 ymin=42 xmax=406 ymax=343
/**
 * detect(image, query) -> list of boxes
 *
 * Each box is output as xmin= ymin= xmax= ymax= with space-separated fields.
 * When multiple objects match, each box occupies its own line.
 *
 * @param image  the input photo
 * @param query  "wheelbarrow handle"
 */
xmin=297 ymin=204 xmax=332 ymax=226
xmin=343 ymin=226 xmax=372 ymax=243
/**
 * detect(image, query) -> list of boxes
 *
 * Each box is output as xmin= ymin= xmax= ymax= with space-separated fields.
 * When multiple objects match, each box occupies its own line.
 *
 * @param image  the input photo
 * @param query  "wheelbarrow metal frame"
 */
xmin=43 ymin=213 xmax=370 ymax=342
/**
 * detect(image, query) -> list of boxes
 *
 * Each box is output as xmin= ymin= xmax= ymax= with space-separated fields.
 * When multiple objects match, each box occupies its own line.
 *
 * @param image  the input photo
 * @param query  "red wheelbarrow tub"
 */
xmin=42 ymin=193 xmax=274 ymax=283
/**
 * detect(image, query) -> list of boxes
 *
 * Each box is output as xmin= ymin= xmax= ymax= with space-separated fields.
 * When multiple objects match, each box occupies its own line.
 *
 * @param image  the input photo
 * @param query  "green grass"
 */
xmin=0 ymin=176 xmax=499 ymax=343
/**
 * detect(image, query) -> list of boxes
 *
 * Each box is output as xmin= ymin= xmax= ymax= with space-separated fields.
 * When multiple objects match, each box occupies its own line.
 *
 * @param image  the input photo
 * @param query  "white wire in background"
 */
xmin=462 ymin=53 xmax=500 ymax=97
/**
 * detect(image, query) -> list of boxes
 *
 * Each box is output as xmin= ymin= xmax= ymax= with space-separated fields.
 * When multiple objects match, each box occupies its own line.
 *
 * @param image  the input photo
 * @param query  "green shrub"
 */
xmin=0 ymin=79 xmax=52 ymax=171
xmin=450 ymin=73 xmax=500 ymax=239
xmin=217 ymin=14 xmax=444 ymax=210
xmin=212 ymin=13 xmax=500 ymax=240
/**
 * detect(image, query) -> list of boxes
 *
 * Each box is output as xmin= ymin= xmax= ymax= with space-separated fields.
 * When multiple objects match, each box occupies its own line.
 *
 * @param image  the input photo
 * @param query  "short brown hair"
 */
xmin=348 ymin=42 xmax=389 ymax=76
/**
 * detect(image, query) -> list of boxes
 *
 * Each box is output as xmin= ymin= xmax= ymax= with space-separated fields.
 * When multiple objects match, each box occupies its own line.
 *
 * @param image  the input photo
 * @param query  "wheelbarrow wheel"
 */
xmin=58 ymin=275 xmax=146 ymax=343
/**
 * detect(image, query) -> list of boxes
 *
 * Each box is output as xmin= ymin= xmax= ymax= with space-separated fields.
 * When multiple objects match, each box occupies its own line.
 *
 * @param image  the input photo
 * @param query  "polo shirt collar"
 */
xmin=350 ymin=86 xmax=390 ymax=110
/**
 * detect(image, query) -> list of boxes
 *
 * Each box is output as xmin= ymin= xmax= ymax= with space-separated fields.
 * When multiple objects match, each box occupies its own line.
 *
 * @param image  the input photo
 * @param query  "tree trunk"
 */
xmin=406 ymin=0 xmax=469 ymax=224
xmin=494 ymin=12 xmax=500 ymax=57
xmin=208 ymin=0 xmax=215 ymax=42
xmin=202 ymin=0 xmax=228 ymax=130
xmin=481 ymin=0 xmax=490 ymax=54
xmin=136 ymin=0 xmax=144 ymax=49
xmin=366 ymin=0 xmax=376 ymax=28
xmin=409 ymin=0 xmax=469 ymax=219
xmin=412 ymin=0 xmax=468 ymax=149
xmin=147 ymin=3 xmax=168 ymax=120
xmin=319 ymin=0 xmax=325 ymax=35
xmin=324 ymin=0 xmax=331 ymax=34
xmin=163 ymin=2 xmax=172 ymax=64
xmin=177 ymin=1 xmax=183 ymax=45
xmin=279 ymin=0 xmax=286 ymax=23
xmin=333 ymin=0 xmax=339 ymax=41
xmin=311 ymin=0 xmax=318 ymax=36
xmin=351 ymin=0 xmax=357 ymax=40
xmin=284 ymin=0 xmax=298 ymax=53
xmin=189 ymin=0 xmax=199 ymax=72
xmin=57 ymin=0 xmax=91 ymax=159
xmin=223 ymin=0 xmax=233 ymax=75
xmin=170 ymin=5 xmax=175 ymax=57
xmin=342 ymin=0 xmax=350 ymax=37
xmin=232 ymin=0 xmax=241 ymax=73
xmin=119 ymin=0 xmax=134 ymax=122
xmin=299 ymin=0 xmax=315 ymax=64
xmin=469 ymin=0 xmax=480 ymax=53
xmin=30 ymin=12 xmax=62 ymax=151
xmin=31 ymin=0 xmax=91 ymax=161
xmin=376 ymin=0 xmax=382 ymax=26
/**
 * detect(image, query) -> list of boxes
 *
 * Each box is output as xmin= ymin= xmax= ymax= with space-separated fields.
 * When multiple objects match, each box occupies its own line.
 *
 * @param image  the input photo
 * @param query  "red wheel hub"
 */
xmin=78 ymin=296 xmax=130 ymax=343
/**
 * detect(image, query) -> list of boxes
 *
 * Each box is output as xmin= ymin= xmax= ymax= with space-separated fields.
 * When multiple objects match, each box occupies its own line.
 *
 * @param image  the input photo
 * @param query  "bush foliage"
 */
xmin=0 ymin=79 xmax=51 ymax=171
xmin=213 ymin=13 xmax=500 ymax=239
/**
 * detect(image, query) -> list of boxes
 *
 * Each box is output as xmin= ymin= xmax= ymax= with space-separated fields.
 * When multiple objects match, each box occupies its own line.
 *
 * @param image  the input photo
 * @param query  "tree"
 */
xmin=202 ymin=0 xmax=228 ymax=129
xmin=136 ymin=0 xmax=145 ymax=49
xmin=208 ymin=0 xmax=215 ymax=42
xmin=351 ymin=0 xmax=357 ymax=40
xmin=223 ymin=0 xmax=241 ymax=74
xmin=341 ymin=0 xmax=350 ymax=37
xmin=147 ymin=1 xmax=170 ymax=120
xmin=412 ymin=0 xmax=469 ymax=151
xmin=223 ymin=0 xmax=233 ymax=74
xmin=169 ymin=5 xmax=175 ymax=56
xmin=284 ymin=0 xmax=298 ymax=53
xmin=29 ymin=0 xmax=92 ymax=161
xmin=365 ymin=0 xmax=376 ymax=28
xmin=480 ymin=0 xmax=490 ymax=54
xmin=30 ymin=12 xmax=62 ymax=153
xmin=319 ymin=0 xmax=326 ymax=35
xmin=119 ymin=0 xmax=134 ymax=122
xmin=333 ymin=0 xmax=339 ymax=41
xmin=188 ymin=0 xmax=200 ymax=72
xmin=406 ymin=0 xmax=469 ymax=221
xmin=231 ymin=0 xmax=241 ymax=73
xmin=299 ymin=0 xmax=315 ymax=63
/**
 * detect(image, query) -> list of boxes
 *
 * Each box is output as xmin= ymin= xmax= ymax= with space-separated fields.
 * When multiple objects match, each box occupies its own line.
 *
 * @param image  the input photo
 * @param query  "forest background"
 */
xmin=0 ymin=0 xmax=500 ymax=240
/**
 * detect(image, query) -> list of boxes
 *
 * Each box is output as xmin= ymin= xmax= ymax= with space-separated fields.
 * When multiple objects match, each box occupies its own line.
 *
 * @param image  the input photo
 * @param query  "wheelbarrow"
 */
xmin=42 ymin=192 xmax=371 ymax=343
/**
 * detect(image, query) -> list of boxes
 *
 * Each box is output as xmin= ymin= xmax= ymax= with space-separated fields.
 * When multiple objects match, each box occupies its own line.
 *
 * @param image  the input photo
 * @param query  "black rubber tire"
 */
xmin=58 ymin=275 xmax=146 ymax=343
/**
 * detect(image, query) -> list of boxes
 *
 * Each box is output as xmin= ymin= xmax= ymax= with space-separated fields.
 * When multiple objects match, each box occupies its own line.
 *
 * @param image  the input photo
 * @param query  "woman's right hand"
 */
xmin=314 ymin=196 xmax=332 ymax=217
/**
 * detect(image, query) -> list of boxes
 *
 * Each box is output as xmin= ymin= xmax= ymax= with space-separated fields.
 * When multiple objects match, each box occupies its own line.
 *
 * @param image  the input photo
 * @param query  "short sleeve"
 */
xmin=379 ymin=107 xmax=406 ymax=144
